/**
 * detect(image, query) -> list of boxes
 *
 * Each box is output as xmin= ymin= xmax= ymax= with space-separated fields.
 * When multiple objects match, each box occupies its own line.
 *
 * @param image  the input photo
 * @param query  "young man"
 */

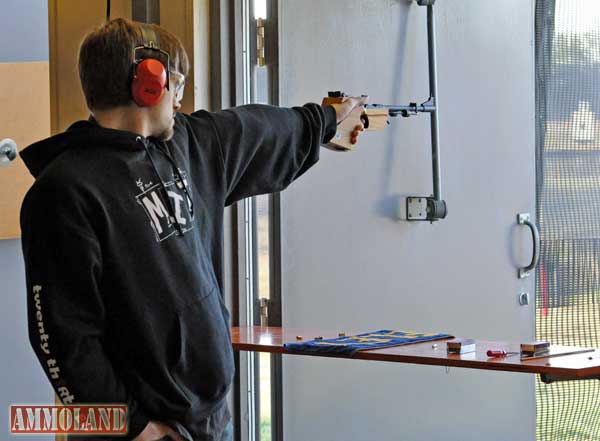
xmin=20 ymin=18 xmax=365 ymax=441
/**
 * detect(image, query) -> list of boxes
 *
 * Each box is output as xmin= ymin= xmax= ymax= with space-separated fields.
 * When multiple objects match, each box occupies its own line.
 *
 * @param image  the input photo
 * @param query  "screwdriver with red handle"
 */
xmin=486 ymin=350 xmax=520 ymax=357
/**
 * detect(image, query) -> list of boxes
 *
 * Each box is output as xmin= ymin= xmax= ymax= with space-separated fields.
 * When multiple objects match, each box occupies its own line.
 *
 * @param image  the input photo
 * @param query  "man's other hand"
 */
xmin=133 ymin=421 xmax=184 ymax=441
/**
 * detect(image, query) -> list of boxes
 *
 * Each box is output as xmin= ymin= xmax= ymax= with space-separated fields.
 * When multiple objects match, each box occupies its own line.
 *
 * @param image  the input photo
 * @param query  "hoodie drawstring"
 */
xmin=155 ymin=141 xmax=194 ymax=220
xmin=137 ymin=136 xmax=185 ymax=237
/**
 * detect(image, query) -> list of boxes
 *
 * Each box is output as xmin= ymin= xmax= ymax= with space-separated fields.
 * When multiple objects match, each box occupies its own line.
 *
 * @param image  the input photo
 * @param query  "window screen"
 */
xmin=536 ymin=0 xmax=600 ymax=439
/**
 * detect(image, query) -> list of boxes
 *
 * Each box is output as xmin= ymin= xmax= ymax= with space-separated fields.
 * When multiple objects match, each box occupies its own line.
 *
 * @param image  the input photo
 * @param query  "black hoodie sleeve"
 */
xmin=196 ymin=103 xmax=337 ymax=206
xmin=20 ymin=179 xmax=151 ymax=439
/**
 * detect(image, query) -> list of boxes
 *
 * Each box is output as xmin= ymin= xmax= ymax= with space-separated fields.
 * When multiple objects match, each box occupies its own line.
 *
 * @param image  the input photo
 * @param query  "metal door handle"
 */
xmin=0 ymin=138 xmax=17 ymax=166
xmin=517 ymin=213 xmax=540 ymax=279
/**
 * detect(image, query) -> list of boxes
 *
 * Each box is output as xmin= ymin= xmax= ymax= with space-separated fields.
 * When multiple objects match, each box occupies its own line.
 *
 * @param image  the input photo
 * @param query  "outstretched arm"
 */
xmin=188 ymin=98 xmax=366 ymax=206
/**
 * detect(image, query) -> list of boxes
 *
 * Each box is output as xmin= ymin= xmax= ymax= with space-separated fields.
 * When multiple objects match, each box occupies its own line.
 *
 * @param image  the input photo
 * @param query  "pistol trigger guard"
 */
xmin=360 ymin=113 xmax=370 ymax=130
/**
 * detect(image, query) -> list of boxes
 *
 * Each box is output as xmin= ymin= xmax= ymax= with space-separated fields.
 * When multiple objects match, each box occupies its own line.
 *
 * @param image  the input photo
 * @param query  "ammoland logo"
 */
xmin=10 ymin=405 xmax=128 ymax=435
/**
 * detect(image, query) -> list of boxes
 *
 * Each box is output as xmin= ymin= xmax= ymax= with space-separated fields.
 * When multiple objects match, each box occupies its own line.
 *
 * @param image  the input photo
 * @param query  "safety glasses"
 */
xmin=169 ymin=70 xmax=186 ymax=102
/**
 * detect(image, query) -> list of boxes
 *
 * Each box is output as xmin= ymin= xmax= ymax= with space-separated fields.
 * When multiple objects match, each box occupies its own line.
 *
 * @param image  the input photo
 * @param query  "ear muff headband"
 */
xmin=131 ymin=24 xmax=170 ymax=107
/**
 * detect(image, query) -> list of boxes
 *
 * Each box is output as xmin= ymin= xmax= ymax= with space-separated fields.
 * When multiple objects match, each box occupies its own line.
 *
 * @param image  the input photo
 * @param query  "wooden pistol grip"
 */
xmin=321 ymin=96 xmax=389 ymax=151
xmin=326 ymin=107 xmax=364 ymax=151
xmin=323 ymin=110 xmax=390 ymax=151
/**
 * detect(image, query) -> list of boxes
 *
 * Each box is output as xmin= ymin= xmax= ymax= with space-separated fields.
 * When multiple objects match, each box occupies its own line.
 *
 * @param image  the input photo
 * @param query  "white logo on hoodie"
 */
xmin=136 ymin=180 xmax=194 ymax=241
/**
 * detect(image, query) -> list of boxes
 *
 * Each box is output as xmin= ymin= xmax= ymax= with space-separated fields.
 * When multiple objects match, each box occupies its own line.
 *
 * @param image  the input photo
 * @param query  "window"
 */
xmin=240 ymin=1 xmax=280 ymax=440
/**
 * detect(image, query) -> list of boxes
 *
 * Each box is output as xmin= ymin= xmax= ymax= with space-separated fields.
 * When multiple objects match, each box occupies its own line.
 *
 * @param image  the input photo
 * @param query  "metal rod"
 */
xmin=427 ymin=4 xmax=442 ymax=201
xmin=366 ymin=104 xmax=435 ymax=113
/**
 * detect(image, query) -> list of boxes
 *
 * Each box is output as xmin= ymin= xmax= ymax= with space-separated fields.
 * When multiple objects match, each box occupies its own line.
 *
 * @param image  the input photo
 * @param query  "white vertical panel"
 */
xmin=0 ymin=4 xmax=55 ymax=439
xmin=279 ymin=1 xmax=536 ymax=440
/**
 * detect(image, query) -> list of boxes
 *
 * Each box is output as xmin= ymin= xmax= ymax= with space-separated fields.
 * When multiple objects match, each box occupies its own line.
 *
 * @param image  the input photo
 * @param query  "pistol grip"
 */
xmin=326 ymin=107 xmax=365 ymax=152
xmin=322 ymin=94 xmax=389 ymax=151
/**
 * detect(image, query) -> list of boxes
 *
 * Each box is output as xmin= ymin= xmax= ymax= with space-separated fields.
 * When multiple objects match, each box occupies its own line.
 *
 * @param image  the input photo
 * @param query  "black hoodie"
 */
xmin=19 ymin=103 xmax=337 ymax=440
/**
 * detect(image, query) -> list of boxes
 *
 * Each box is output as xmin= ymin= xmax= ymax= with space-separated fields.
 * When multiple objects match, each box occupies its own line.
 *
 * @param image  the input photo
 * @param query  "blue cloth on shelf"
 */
xmin=284 ymin=330 xmax=453 ymax=356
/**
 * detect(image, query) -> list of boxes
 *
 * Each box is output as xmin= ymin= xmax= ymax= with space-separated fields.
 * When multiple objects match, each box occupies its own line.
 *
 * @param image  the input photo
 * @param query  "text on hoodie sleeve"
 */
xmin=20 ymin=179 xmax=151 ymax=439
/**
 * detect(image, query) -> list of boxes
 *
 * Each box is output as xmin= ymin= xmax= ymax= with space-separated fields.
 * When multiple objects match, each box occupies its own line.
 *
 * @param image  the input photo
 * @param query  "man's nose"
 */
xmin=173 ymin=94 xmax=182 ymax=110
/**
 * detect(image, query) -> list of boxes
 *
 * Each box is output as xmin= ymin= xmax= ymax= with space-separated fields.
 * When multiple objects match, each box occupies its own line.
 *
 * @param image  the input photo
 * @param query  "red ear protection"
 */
xmin=131 ymin=58 xmax=167 ymax=107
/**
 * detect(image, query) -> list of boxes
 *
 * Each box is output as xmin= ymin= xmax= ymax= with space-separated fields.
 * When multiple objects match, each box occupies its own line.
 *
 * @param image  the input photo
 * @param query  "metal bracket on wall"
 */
xmin=370 ymin=0 xmax=446 ymax=222
xmin=407 ymin=0 xmax=445 ymax=221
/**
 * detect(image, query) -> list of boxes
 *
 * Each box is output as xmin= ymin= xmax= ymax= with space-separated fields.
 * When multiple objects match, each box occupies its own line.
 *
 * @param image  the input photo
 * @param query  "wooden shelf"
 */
xmin=231 ymin=326 xmax=600 ymax=381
